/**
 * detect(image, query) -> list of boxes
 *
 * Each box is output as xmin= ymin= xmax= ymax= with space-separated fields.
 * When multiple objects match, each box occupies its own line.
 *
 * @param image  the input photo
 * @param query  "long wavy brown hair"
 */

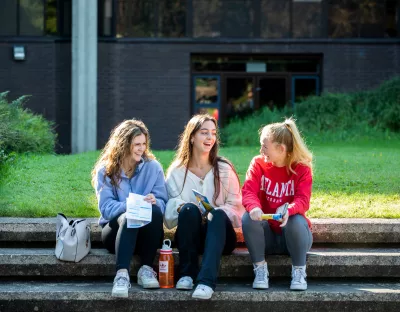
xmin=167 ymin=114 xmax=239 ymax=204
xmin=91 ymin=119 xmax=155 ymax=187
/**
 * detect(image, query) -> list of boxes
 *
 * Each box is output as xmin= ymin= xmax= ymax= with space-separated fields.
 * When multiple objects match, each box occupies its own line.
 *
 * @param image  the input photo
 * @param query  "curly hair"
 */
xmin=91 ymin=119 xmax=155 ymax=187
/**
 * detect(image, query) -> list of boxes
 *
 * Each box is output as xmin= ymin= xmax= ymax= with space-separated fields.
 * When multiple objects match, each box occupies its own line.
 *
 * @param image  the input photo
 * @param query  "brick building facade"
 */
xmin=1 ymin=1 xmax=399 ymax=153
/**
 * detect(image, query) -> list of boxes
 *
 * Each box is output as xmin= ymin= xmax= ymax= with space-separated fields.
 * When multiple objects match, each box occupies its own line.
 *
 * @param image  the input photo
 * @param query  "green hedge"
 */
xmin=0 ymin=92 xmax=56 ymax=167
xmin=222 ymin=76 xmax=400 ymax=146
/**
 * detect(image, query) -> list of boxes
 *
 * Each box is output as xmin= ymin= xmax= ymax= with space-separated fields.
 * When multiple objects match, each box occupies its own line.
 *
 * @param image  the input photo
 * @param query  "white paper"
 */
xmin=126 ymin=193 xmax=152 ymax=228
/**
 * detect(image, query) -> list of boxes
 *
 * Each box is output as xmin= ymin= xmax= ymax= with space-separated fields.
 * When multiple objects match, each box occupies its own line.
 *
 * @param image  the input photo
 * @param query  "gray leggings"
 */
xmin=242 ymin=212 xmax=313 ymax=266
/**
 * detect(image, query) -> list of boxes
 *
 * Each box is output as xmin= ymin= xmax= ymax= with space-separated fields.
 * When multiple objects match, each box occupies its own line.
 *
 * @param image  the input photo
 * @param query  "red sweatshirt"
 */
xmin=242 ymin=155 xmax=312 ymax=234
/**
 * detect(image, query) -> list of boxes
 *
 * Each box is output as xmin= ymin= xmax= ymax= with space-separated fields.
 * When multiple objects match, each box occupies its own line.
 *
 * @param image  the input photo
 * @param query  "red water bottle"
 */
xmin=159 ymin=239 xmax=174 ymax=288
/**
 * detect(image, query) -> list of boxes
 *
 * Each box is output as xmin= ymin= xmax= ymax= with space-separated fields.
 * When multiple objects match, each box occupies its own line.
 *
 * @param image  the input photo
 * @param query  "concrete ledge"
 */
xmin=0 ymin=280 xmax=399 ymax=312
xmin=0 ymin=247 xmax=399 ymax=278
xmin=1 ymin=217 xmax=400 ymax=245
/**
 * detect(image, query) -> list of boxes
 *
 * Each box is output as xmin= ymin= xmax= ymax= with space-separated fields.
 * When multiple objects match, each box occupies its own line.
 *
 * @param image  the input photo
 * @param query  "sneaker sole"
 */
xmin=290 ymin=285 xmax=307 ymax=291
xmin=112 ymin=291 xmax=129 ymax=298
xmin=138 ymin=283 xmax=160 ymax=289
xmin=137 ymin=278 xmax=160 ymax=289
xmin=253 ymin=284 xmax=269 ymax=289
xmin=192 ymin=294 xmax=212 ymax=300
xmin=176 ymin=285 xmax=194 ymax=290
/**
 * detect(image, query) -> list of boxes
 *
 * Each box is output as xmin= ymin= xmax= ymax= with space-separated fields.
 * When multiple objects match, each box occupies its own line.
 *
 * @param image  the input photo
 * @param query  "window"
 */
xmin=292 ymin=0 xmax=323 ymax=38
xmin=329 ymin=0 xmax=389 ymax=38
xmin=59 ymin=0 xmax=72 ymax=37
xmin=0 ymin=0 xmax=113 ymax=37
xmin=193 ymin=75 xmax=220 ymax=120
xmin=0 ymin=0 xmax=64 ymax=36
xmin=261 ymin=0 xmax=290 ymax=39
xmin=0 ymin=0 xmax=17 ymax=36
xmin=19 ymin=0 xmax=44 ymax=36
xmin=194 ymin=77 xmax=220 ymax=105
xmin=45 ymin=0 xmax=58 ymax=35
xmin=158 ymin=0 xmax=186 ymax=37
xmin=386 ymin=0 xmax=399 ymax=37
xmin=193 ymin=0 xmax=255 ymax=38
xmin=117 ymin=0 xmax=186 ymax=37
xmin=99 ymin=0 xmax=114 ymax=36
xmin=192 ymin=55 xmax=321 ymax=73
xmin=117 ymin=0 xmax=154 ymax=37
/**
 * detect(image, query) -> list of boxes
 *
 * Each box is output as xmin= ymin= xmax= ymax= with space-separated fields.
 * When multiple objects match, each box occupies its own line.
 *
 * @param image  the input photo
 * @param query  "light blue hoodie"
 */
xmin=95 ymin=158 xmax=168 ymax=226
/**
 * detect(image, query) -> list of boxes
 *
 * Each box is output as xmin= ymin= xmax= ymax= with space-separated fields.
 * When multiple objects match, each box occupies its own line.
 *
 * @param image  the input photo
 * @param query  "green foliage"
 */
xmin=367 ymin=77 xmax=400 ymax=131
xmin=0 ymin=92 xmax=56 ymax=168
xmin=223 ymin=76 xmax=400 ymax=146
xmin=221 ymin=107 xmax=289 ymax=146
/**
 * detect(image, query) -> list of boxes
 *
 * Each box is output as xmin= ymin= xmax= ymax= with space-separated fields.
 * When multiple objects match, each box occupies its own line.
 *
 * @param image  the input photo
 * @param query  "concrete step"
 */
xmin=1 ymin=247 xmax=399 ymax=278
xmin=1 ymin=217 xmax=400 ymax=246
xmin=0 ymin=280 xmax=399 ymax=312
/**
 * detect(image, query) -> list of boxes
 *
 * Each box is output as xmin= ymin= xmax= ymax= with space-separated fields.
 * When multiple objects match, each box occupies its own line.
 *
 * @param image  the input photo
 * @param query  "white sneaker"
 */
xmin=176 ymin=276 xmax=194 ymax=290
xmin=253 ymin=262 xmax=269 ymax=289
xmin=111 ymin=271 xmax=131 ymax=298
xmin=290 ymin=266 xmax=307 ymax=291
xmin=137 ymin=265 xmax=160 ymax=289
xmin=192 ymin=284 xmax=214 ymax=299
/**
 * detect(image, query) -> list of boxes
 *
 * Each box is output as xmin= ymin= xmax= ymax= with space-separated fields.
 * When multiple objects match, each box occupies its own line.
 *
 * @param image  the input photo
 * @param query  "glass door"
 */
xmin=291 ymin=76 xmax=320 ymax=108
xmin=193 ymin=75 xmax=220 ymax=120
xmin=256 ymin=76 xmax=288 ymax=110
xmin=225 ymin=76 xmax=255 ymax=123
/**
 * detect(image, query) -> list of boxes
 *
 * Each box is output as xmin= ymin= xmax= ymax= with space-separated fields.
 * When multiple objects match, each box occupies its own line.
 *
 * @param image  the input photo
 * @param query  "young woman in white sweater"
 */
xmin=164 ymin=114 xmax=245 ymax=300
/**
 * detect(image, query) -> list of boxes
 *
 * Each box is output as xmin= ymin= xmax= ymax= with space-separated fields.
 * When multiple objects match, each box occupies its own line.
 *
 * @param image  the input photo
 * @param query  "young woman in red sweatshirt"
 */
xmin=242 ymin=118 xmax=313 ymax=291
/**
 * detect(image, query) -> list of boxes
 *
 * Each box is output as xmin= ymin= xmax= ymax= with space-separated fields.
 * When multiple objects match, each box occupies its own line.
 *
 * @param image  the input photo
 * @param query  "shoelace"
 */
xmin=254 ymin=265 xmax=267 ymax=283
xmin=114 ymin=275 xmax=131 ymax=288
xmin=179 ymin=276 xmax=192 ymax=284
xmin=197 ymin=285 xmax=208 ymax=293
xmin=143 ymin=268 xmax=157 ymax=280
xmin=292 ymin=268 xmax=306 ymax=284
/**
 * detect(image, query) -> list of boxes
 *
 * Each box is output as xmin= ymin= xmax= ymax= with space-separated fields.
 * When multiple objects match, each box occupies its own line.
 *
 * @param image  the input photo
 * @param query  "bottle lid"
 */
xmin=160 ymin=239 xmax=172 ymax=252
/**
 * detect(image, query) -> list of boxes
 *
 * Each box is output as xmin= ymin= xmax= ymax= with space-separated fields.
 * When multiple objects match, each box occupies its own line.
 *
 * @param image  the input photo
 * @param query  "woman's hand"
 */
xmin=144 ymin=193 xmax=157 ymax=205
xmin=280 ymin=211 xmax=289 ymax=227
xmin=177 ymin=203 xmax=185 ymax=213
xmin=249 ymin=208 xmax=263 ymax=221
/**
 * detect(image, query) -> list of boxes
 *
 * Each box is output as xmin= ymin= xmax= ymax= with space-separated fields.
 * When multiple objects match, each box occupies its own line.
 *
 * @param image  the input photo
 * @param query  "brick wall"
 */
xmin=97 ymin=41 xmax=400 ymax=149
xmin=0 ymin=40 xmax=399 ymax=152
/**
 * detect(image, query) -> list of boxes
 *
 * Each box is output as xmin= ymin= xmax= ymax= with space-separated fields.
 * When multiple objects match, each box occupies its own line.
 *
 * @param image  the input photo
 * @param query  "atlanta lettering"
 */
xmin=260 ymin=176 xmax=294 ymax=203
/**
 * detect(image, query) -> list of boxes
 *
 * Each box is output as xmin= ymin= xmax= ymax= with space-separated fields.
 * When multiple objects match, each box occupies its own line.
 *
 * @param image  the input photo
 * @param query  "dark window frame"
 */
xmin=0 ymin=0 xmax=399 ymax=39
xmin=112 ymin=0 xmax=399 ymax=40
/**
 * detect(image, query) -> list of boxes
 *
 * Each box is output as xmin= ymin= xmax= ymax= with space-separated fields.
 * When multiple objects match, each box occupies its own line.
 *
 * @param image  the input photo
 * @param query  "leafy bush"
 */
xmin=222 ymin=76 xmax=400 ymax=146
xmin=221 ymin=107 xmax=289 ymax=146
xmin=368 ymin=77 xmax=400 ymax=131
xmin=0 ymin=92 xmax=56 ymax=167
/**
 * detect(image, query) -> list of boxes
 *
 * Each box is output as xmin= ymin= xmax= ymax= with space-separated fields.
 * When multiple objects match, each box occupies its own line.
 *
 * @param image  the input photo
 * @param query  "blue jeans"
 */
xmin=175 ymin=203 xmax=237 ymax=290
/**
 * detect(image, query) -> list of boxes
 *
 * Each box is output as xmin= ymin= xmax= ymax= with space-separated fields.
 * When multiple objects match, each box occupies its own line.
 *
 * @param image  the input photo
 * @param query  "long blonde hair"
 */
xmin=91 ymin=119 xmax=155 ymax=187
xmin=259 ymin=117 xmax=313 ymax=175
xmin=168 ymin=114 xmax=239 ymax=204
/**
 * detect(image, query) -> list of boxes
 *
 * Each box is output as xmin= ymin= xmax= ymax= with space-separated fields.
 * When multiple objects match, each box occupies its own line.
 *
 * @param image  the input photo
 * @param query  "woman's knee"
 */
xmin=207 ymin=208 xmax=228 ymax=226
xmin=241 ymin=212 xmax=259 ymax=231
xmin=285 ymin=215 xmax=310 ymax=236
xmin=178 ymin=203 xmax=201 ymax=223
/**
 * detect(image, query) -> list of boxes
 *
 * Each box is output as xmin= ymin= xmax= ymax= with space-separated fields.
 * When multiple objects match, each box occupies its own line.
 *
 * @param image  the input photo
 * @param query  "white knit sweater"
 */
xmin=164 ymin=161 xmax=245 ymax=229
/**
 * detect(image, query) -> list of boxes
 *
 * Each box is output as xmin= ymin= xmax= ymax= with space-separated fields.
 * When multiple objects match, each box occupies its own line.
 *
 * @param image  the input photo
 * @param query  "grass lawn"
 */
xmin=0 ymin=141 xmax=399 ymax=218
